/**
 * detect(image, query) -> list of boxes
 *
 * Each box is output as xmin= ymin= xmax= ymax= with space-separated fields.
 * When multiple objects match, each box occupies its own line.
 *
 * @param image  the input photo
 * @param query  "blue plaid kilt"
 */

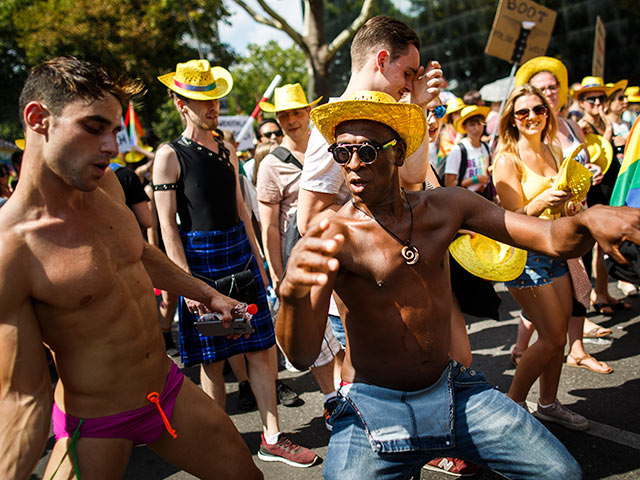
xmin=178 ymin=222 xmax=275 ymax=366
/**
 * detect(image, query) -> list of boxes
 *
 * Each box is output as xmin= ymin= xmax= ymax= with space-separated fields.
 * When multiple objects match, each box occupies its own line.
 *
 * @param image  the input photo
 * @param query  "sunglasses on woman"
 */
xmin=328 ymin=139 xmax=398 ymax=165
xmin=427 ymin=105 xmax=447 ymax=119
xmin=583 ymin=95 xmax=607 ymax=105
xmin=513 ymin=104 xmax=548 ymax=120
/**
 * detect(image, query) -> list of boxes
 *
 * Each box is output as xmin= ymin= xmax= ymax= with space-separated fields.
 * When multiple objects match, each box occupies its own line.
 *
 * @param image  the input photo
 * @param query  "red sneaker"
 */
xmin=423 ymin=457 xmax=480 ymax=477
xmin=258 ymin=433 xmax=319 ymax=468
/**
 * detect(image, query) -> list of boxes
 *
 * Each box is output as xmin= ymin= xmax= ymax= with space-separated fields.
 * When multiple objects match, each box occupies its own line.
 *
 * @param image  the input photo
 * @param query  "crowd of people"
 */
xmin=2 ymin=13 xmax=640 ymax=480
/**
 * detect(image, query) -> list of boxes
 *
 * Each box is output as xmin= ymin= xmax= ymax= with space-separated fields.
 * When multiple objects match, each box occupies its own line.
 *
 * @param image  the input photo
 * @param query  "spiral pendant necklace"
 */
xmin=351 ymin=189 xmax=420 ymax=265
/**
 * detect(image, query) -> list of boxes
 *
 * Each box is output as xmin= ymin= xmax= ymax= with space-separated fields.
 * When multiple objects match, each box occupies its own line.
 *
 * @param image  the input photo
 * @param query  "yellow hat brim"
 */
xmin=454 ymin=106 xmax=491 ymax=134
xmin=585 ymin=133 xmax=613 ymax=175
xmin=309 ymin=100 xmax=426 ymax=159
xmin=449 ymin=234 xmax=527 ymax=282
xmin=158 ymin=66 xmax=233 ymax=101
xmin=15 ymin=138 xmax=25 ymax=150
xmin=515 ymin=56 xmax=569 ymax=110
xmin=260 ymin=96 xmax=322 ymax=113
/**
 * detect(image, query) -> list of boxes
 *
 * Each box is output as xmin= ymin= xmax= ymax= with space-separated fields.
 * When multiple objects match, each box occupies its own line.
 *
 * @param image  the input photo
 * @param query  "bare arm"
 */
xmin=0 ymin=238 xmax=52 ymax=478
xmin=258 ymin=200 xmax=284 ymax=291
xmin=153 ymin=145 xmax=190 ymax=273
xmin=131 ymin=200 xmax=152 ymax=229
xmin=277 ymin=220 xmax=344 ymax=369
xmin=296 ymin=188 xmax=342 ymax=235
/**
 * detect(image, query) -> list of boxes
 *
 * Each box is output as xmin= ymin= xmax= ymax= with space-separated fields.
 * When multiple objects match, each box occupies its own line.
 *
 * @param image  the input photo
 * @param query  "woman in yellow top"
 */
xmin=493 ymin=84 xmax=589 ymax=430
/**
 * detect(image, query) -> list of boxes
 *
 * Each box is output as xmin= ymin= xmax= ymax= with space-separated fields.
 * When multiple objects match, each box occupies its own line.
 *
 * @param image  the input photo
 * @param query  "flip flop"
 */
xmin=583 ymin=325 xmax=612 ymax=338
xmin=566 ymin=354 xmax=613 ymax=374
xmin=592 ymin=303 xmax=615 ymax=316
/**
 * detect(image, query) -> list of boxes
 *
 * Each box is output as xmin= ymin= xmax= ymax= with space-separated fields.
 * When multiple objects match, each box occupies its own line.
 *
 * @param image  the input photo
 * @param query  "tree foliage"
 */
xmin=230 ymin=0 xmax=374 ymax=101
xmin=229 ymin=40 xmax=307 ymax=114
xmin=2 ymin=0 xmax=236 ymax=140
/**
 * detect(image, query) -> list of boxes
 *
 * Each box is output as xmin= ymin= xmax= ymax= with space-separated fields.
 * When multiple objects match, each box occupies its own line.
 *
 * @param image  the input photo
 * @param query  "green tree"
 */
xmin=229 ymin=40 xmax=307 ymax=114
xmin=3 ymin=0 xmax=235 ymax=139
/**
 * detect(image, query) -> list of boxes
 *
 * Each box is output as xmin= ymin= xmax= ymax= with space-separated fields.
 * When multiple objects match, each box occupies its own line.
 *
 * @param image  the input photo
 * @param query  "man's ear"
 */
xmin=175 ymin=96 xmax=187 ymax=113
xmin=394 ymin=140 xmax=407 ymax=166
xmin=375 ymin=50 xmax=390 ymax=73
xmin=24 ymin=102 xmax=50 ymax=134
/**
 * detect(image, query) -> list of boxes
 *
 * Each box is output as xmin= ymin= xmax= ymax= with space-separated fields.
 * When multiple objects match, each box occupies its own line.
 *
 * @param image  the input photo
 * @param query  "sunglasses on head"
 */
xmin=427 ymin=105 xmax=447 ymax=119
xmin=513 ymin=104 xmax=548 ymax=120
xmin=262 ymin=129 xmax=283 ymax=138
xmin=583 ymin=95 xmax=607 ymax=105
xmin=328 ymin=139 xmax=398 ymax=165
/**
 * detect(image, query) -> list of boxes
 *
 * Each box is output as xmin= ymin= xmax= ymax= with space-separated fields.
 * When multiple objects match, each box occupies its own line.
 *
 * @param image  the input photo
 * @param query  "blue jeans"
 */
xmin=324 ymin=361 xmax=581 ymax=480
xmin=328 ymin=313 xmax=346 ymax=349
xmin=505 ymin=252 xmax=568 ymax=288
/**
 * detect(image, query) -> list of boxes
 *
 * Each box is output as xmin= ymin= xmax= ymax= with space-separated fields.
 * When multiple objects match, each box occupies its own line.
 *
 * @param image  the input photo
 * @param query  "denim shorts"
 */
xmin=505 ymin=251 xmax=568 ymax=288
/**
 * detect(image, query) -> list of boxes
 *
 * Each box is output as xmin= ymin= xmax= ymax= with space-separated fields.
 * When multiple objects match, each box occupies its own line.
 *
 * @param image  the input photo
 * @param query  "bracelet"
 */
xmin=472 ymin=175 xmax=479 ymax=185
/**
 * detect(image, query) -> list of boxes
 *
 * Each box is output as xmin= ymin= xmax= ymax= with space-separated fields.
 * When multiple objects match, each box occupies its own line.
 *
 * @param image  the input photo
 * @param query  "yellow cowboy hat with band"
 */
xmin=454 ymin=105 xmax=490 ymax=134
xmin=606 ymin=79 xmax=628 ymax=97
xmin=449 ymin=234 xmax=527 ymax=282
xmin=572 ymin=76 xmax=613 ymax=98
xmin=259 ymin=83 xmax=322 ymax=113
xmin=158 ymin=59 xmax=233 ymax=101
xmin=515 ymin=56 xmax=569 ymax=109
xmin=309 ymin=90 xmax=426 ymax=158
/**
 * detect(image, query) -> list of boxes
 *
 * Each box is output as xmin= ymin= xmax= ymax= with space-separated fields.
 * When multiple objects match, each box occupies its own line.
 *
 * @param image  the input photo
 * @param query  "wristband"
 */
xmin=472 ymin=175 xmax=479 ymax=185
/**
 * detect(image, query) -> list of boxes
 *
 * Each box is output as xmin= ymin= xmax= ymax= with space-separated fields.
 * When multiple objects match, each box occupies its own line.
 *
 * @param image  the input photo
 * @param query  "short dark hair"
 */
xmin=463 ymin=90 xmax=482 ymax=106
xmin=19 ymin=56 xmax=144 ymax=128
xmin=350 ymin=16 xmax=420 ymax=72
xmin=255 ymin=118 xmax=280 ymax=138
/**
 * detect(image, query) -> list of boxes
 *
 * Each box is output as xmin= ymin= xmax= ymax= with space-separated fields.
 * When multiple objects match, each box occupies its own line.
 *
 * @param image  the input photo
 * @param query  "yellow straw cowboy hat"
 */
xmin=625 ymin=86 xmax=640 ymax=103
xmin=443 ymin=97 xmax=465 ymax=121
xmin=549 ymin=143 xmax=593 ymax=215
xmin=14 ymin=139 xmax=25 ymax=150
xmin=449 ymin=234 xmax=527 ymax=282
xmin=584 ymin=133 xmax=613 ymax=175
xmin=259 ymin=83 xmax=322 ymax=113
xmin=606 ymin=79 xmax=628 ymax=97
xmin=158 ymin=59 xmax=233 ymax=101
xmin=454 ymin=105 xmax=491 ymax=134
xmin=309 ymin=90 xmax=426 ymax=158
xmin=515 ymin=56 xmax=569 ymax=109
xmin=572 ymin=76 xmax=613 ymax=98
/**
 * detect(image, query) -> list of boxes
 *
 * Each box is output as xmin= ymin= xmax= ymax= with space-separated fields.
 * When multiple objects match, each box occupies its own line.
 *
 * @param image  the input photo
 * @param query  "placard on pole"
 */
xmin=485 ymin=0 xmax=557 ymax=65
xmin=592 ymin=16 xmax=606 ymax=78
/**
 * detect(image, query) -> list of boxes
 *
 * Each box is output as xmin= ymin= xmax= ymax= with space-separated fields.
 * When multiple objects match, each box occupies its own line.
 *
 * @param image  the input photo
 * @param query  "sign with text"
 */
xmin=218 ymin=115 xmax=255 ymax=152
xmin=592 ymin=16 xmax=606 ymax=78
xmin=485 ymin=0 xmax=557 ymax=65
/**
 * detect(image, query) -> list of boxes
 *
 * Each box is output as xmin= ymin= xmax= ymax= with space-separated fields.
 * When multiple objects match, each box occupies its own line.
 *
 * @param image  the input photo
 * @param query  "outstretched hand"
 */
xmin=411 ymin=60 xmax=443 ymax=109
xmin=279 ymin=219 xmax=344 ymax=300
xmin=584 ymin=205 xmax=640 ymax=264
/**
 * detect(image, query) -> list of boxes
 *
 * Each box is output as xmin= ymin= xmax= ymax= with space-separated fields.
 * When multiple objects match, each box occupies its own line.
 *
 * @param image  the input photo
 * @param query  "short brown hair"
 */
xmin=350 ymin=16 xmax=420 ymax=72
xmin=19 ymin=56 xmax=144 ymax=127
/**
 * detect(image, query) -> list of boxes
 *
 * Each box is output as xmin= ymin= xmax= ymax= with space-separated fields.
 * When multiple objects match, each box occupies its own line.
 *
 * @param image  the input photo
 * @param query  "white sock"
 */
xmin=323 ymin=391 xmax=337 ymax=403
xmin=264 ymin=432 xmax=281 ymax=445
xmin=538 ymin=400 xmax=555 ymax=409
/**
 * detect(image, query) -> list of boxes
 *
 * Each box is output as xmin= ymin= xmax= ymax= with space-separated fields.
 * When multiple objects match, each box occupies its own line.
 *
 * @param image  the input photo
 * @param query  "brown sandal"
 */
xmin=566 ymin=354 xmax=613 ymax=374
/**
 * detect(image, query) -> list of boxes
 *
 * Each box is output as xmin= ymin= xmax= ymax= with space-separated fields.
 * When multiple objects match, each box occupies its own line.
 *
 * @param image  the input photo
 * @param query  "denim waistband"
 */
xmin=338 ymin=361 xmax=455 ymax=453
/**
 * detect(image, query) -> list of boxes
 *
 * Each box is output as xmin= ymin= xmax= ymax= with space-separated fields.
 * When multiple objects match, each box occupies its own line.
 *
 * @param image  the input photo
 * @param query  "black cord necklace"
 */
xmin=351 ymin=189 xmax=420 ymax=265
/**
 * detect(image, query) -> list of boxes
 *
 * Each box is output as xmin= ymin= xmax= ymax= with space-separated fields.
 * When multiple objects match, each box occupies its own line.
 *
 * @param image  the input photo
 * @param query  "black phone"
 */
xmin=195 ymin=318 xmax=254 ymax=336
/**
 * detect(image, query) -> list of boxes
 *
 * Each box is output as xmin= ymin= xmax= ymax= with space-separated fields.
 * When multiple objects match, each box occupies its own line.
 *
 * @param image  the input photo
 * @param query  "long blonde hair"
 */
xmin=253 ymin=141 xmax=277 ymax=185
xmin=497 ymin=84 xmax=557 ymax=158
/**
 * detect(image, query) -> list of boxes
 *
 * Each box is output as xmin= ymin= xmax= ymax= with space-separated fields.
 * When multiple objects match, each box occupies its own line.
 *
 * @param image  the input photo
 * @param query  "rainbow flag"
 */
xmin=124 ymin=101 xmax=144 ymax=147
xmin=610 ymin=117 xmax=640 ymax=207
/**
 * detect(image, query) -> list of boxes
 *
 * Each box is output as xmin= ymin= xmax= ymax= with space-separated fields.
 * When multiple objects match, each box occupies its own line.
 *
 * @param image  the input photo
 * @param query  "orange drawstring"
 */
xmin=147 ymin=392 xmax=178 ymax=439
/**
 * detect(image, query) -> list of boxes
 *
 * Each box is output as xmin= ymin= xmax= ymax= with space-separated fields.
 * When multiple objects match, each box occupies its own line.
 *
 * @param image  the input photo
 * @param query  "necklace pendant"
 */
xmin=402 ymin=245 xmax=419 ymax=265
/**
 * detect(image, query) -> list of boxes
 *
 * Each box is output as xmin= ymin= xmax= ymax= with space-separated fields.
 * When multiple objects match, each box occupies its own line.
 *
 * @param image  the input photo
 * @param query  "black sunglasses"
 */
xmin=261 ymin=129 xmax=283 ymax=138
xmin=612 ymin=94 xmax=627 ymax=102
xmin=583 ymin=95 xmax=607 ymax=105
xmin=427 ymin=105 xmax=447 ymax=119
xmin=514 ymin=104 xmax=548 ymax=120
xmin=328 ymin=139 xmax=397 ymax=165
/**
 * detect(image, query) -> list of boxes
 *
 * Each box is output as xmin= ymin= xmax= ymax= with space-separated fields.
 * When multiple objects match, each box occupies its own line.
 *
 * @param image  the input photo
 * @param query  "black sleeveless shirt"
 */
xmin=169 ymin=135 xmax=239 ymax=232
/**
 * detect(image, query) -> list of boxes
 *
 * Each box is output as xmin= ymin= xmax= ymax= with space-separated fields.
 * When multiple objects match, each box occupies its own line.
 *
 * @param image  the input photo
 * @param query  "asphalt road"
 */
xmin=31 ymin=280 xmax=640 ymax=479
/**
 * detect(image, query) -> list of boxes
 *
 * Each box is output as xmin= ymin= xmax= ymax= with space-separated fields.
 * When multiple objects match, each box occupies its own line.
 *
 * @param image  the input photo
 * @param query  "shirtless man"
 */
xmin=277 ymin=91 xmax=640 ymax=479
xmin=0 ymin=57 xmax=261 ymax=479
